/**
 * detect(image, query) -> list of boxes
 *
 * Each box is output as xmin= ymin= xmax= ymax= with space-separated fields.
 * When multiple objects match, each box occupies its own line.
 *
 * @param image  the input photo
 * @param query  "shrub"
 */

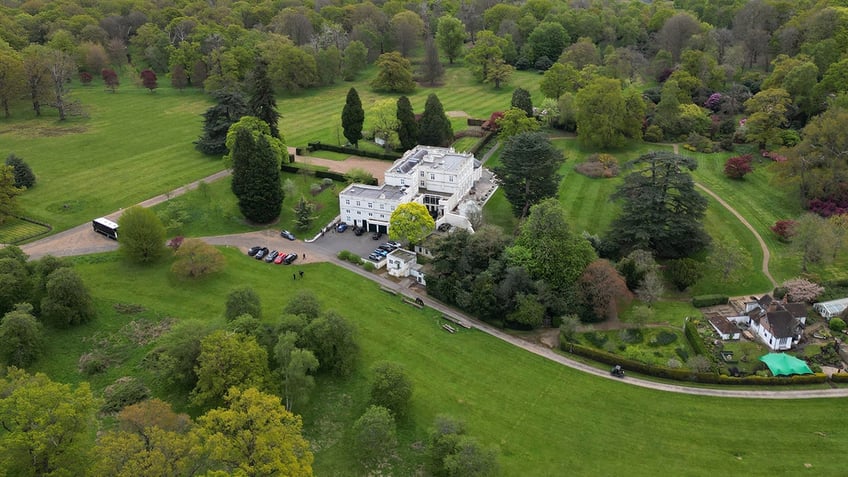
xmin=619 ymin=328 xmax=643 ymax=344
xmin=79 ymin=352 xmax=108 ymax=375
xmin=309 ymin=183 xmax=322 ymax=195
xmin=771 ymin=219 xmax=797 ymax=242
xmin=650 ymin=330 xmax=678 ymax=346
xmin=101 ymin=376 xmax=150 ymax=413
xmin=574 ymin=153 xmax=619 ymax=178
xmin=684 ymin=133 xmax=715 ymax=153
xmin=5 ymin=154 xmax=36 ymax=189
xmin=665 ymin=258 xmax=703 ymax=291
xmin=692 ymin=294 xmax=729 ymax=307
xmin=644 ymin=125 xmax=663 ymax=142
xmin=171 ymin=239 xmax=226 ymax=279
xmin=830 ymin=317 xmax=846 ymax=333
xmin=773 ymin=286 xmax=788 ymax=299
xmin=583 ymin=331 xmax=608 ymax=348
xmin=683 ymin=320 xmax=708 ymax=356
xmin=362 ymin=261 xmax=376 ymax=272
xmin=724 ymin=154 xmax=753 ymax=179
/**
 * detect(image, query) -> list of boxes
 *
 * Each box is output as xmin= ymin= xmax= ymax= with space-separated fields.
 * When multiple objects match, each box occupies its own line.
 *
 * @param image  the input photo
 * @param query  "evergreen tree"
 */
xmin=230 ymin=127 xmax=258 ymax=200
xmin=420 ymin=37 xmax=444 ymax=87
xmin=248 ymin=59 xmax=280 ymax=139
xmin=418 ymin=93 xmax=453 ymax=147
xmin=195 ymin=90 xmax=247 ymax=156
xmin=342 ymin=88 xmax=364 ymax=147
xmin=234 ymin=133 xmax=283 ymax=224
xmin=5 ymin=154 xmax=36 ymax=189
xmin=494 ymin=133 xmax=565 ymax=219
xmin=511 ymin=87 xmax=533 ymax=116
xmin=396 ymin=96 xmax=418 ymax=151
xmin=294 ymin=196 xmax=316 ymax=229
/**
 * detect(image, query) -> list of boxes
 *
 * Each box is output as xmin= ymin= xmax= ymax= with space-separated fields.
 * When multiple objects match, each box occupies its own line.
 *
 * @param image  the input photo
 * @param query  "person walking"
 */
xmin=299 ymin=270 xmax=304 ymax=278
xmin=292 ymin=273 xmax=296 ymax=280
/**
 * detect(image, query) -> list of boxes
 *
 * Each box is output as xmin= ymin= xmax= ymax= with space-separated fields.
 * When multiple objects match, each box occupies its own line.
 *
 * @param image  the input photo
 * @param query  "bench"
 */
xmin=402 ymin=298 xmax=423 ymax=309
xmin=380 ymin=286 xmax=398 ymax=295
xmin=443 ymin=314 xmax=473 ymax=329
xmin=442 ymin=324 xmax=456 ymax=334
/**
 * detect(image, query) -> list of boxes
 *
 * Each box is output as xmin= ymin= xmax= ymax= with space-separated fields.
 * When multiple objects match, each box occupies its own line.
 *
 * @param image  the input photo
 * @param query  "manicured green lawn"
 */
xmin=0 ymin=216 xmax=51 ymax=243
xmin=148 ymin=172 xmax=343 ymax=238
xmin=451 ymin=136 xmax=479 ymax=152
xmin=31 ymin=250 xmax=848 ymax=476
xmin=0 ymin=82 xmax=222 ymax=233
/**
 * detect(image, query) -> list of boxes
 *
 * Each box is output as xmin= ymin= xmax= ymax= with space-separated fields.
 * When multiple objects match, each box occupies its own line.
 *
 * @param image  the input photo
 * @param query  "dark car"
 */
xmin=337 ymin=222 xmax=348 ymax=233
xmin=280 ymin=230 xmax=296 ymax=241
xmin=247 ymin=246 xmax=263 ymax=256
xmin=254 ymin=247 xmax=269 ymax=260
xmin=265 ymin=250 xmax=279 ymax=263
xmin=353 ymin=226 xmax=364 ymax=236
xmin=372 ymin=231 xmax=383 ymax=240
xmin=284 ymin=253 xmax=298 ymax=264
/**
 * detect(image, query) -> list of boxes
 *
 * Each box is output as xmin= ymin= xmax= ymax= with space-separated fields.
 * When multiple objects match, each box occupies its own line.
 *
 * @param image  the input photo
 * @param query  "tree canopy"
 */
xmin=606 ymin=152 xmax=710 ymax=259
xmin=494 ymin=132 xmax=564 ymax=219
xmin=342 ymin=87 xmax=364 ymax=147
xmin=389 ymin=202 xmax=435 ymax=245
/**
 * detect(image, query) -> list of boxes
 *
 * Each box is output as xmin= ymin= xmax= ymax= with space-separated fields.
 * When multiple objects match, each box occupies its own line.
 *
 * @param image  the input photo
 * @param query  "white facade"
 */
xmin=339 ymin=146 xmax=482 ymax=234
xmin=386 ymin=249 xmax=417 ymax=279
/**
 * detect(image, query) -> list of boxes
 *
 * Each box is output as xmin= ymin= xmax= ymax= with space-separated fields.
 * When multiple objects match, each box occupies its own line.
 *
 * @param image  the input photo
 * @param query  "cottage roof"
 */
xmin=783 ymin=303 xmax=807 ymax=319
xmin=763 ymin=310 xmax=797 ymax=338
xmin=707 ymin=315 xmax=739 ymax=335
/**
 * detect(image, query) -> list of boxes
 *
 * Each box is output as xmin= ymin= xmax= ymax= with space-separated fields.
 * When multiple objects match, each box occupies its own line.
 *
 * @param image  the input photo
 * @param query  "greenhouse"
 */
xmin=813 ymin=298 xmax=848 ymax=319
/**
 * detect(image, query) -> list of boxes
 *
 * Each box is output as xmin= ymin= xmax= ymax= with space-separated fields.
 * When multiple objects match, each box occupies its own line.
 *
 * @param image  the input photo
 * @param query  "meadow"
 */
xmin=28 ymin=249 xmax=848 ymax=476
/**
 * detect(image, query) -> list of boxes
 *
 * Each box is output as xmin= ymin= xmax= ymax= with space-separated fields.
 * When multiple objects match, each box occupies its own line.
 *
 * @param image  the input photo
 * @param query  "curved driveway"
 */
xmin=17 ymin=154 xmax=848 ymax=399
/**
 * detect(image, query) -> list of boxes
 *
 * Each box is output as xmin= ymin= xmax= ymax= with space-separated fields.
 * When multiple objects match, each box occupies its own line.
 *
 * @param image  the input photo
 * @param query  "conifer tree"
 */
xmin=342 ymin=88 xmax=364 ymax=147
xmin=249 ymin=59 xmax=280 ymax=139
xmin=396 ymin=96 xmax=418 ymax=151
xmin=418 ymin=94 xmax=453 ymax=146
xmin=511 ymin=87 xmax=533 ymax=116
xmin=234 ymin=134 xmax=283 ymax=224
xmin=195 ymin=90 xmax=247 ymax=156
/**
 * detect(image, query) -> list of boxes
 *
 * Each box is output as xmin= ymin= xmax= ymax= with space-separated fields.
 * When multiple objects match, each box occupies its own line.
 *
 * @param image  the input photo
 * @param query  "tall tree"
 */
xmin=40 ymin=267 xmax=96 ymax=328
xmin=191 ymin=330 xmax=270 ymax=408
xmin=225 ymin=286 xmax=261 ymax=321
xmin=352 ymin=405 xmax=397 ymax=472
xmin=140 ymin=68 xmax=158 ymax=92
xmin=44 ymin=48 xmax=76 ymax=120
xmin=195 ymin=90 xmax=248 ymax=156
xmin=236 ymin=133 xmax=283 ymax=224
xmin=198 ymin=387 xmax=313 ymax=476
xmin=421 ymin=37 xmax=445 ymax=86
xmin=367 ymin=99 xmax=399 ymax=150
xmin=0 ymin=303 xmax=44 ymax=367
xmin=4 ymin=154 xmax=34 ymax=189
xmin=0 ymin=165 xmax=23 ymax=224
xmin=606 ymin=152 xmax=710 ymax=259
xmin=371 ymin=52 xmax=415 ymax=93
xmin=576 ymin=259 xmax=631 ymax=323
xmin=0 ymin=369 xmax=97 ymax=476
xmin=436 ymin=16 xmax=466 ymax=64
xmin=527 ymin=21 xmax=568 ymax=64
xmin=744 ymin=88 xmax=791 ymax=150
xmin=300 ymin=311 xmax=359 ymax=377
xmin=575 ymin=77 xmax=629 ymax=149
xmin=369 ymin=361 xmax=413 ymax=419
xmin=0 ymin=41 xmax=25 ymax=118
xmin=342 ymin=87 xmax=365 ymax=147
xmin=389 ymin=202 xmax=435 ymax=244
xmin=342 ymin=40 xmax=368 ymax=81
xmin=248 ymin=58 xmax=280 ymax=139
xmin=465 ymin=30 xmax=507 ymax=82
xmin=540 ymin=62 xmax=578 ymax=99
xmin=495 ymin=107 xmax=540 ymax=139
xmin=274 ymin=332 xmax=319 ymax=411
xmin=396 ymin=96 xmax=418 ymax=151
xmin=484 ymin=58 xmax=514 ymax=89
xmin=170 ymin=64 xmax=188 ymax=90
xmin=511 ymin=87 xmax=533 ymax=116
xmin=21 ymin=44 xmax=50 ymax=116
xmin=494 ymin=132 xmax=564 ymax=219
xmin=118 ymin=206 xmax=167 ymax=264
xmin=418 ymin=93 xmax=453 ymax=146
xmin=390 ymin=10 xmax=424 ymax=58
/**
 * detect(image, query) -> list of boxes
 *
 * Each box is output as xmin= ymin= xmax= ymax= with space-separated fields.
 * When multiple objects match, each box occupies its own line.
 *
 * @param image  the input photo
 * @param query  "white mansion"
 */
xmin=338 ymin=145 xmax=483 ymax=235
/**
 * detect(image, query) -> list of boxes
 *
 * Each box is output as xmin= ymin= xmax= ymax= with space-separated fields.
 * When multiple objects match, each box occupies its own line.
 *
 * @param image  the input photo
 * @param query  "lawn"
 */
xmin=148 ymin=171 xmax=343 ymax=238
xmin=0 ymin=216 xmax=51 ymax=244
xmin=0 ymin=81 xmax=221 ymax=233
xmin=30 ymin=249 xmax=848 ymax=476
xmin=577 ymin=327 xmax=694 ymax=367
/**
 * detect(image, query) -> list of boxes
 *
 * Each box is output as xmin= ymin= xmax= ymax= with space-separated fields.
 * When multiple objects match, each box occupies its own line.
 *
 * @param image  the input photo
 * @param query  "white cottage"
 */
xmin=744 ymin=295 xmax=807 ymax=351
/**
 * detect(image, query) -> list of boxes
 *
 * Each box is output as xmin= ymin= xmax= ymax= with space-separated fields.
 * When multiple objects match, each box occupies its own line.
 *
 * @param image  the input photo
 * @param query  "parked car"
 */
xmin=274 ymin=252 xmax=287 ymax=264
xmin=284 ymin=253 xmax=298 ymax=264
xmin=280 ymin=230 xmax=296 ymax=240
xmin=438 ymin=223 xmax=452 ymax=232
xmin=247 ymin=246 xmax=263 ymax=256
xmin=387 ymin=241 xmax=402 ymax=249
xmin=368 ymin=254 xmax=382 ymax=261
xmin=354 ymin=226 xmax=365 ymax=236
xmin=254 ymin=247 xmax=269 ymax=260
xmin=265 ymin=250 xmax=279 ymax=263
xmin=372 ymin=231 xmax=383 ymax=240
xmin=337 ymin=222 xmax=348 ymax=233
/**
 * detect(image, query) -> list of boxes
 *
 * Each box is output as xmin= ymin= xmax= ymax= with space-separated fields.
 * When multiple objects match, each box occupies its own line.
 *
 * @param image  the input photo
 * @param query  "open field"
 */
xmin=0 ymin=83 xmax=221 ymax=233
xmin=27 ymin=249 xmax=848 ymax=476
xmin=148 ymin=172 xmax=342 ymax=238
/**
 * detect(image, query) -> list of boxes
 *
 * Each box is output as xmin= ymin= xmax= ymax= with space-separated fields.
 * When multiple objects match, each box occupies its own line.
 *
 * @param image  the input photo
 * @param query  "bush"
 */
xmin=650 ymin=330 xmax=678 ymax=346
xmin=583 ymin=331 xmax=608 ymax=348
xmin=773 ymin=286 xmax=788 ymax=300
xmin=692 ymin=294 xmax=729 ymax=307
xmin=574 ymin=153 xmax=619 ymax=178
xmin=724 ymin=154 xmax=753 ymax=179
xmin=5 ymin=154 xmax=36 ymax=189
xmin=171 ymin=239 xmax=226 ymax=279
xmin=101 ymin=376 xmax=150 ymax=413
xmin=830 ymin=317 xmax=846 ymax=332
xmin=362 ymin=261 xmax=376 ymax=272
xmin=684 ymin=133 xmax=715 ymax=153
xmin=771 ymin=220 xmax=796 ymax=242
xmin=644 ymin=125 xmax=663 ymax=142
xmin=619 ymin=328 xmax=643 ymax=344
xmin=79 ymin=352 xmax=108 ymax=375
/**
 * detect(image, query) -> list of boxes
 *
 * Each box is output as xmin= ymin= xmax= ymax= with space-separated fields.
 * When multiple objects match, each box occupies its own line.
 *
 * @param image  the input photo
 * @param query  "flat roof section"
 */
xmin=340 ymin=184 xmax=408 ymax=201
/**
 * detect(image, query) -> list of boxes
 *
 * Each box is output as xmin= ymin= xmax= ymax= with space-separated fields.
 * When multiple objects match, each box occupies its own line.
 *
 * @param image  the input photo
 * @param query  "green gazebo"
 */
xmin=759 ymin=353 xmax=814 ymax=376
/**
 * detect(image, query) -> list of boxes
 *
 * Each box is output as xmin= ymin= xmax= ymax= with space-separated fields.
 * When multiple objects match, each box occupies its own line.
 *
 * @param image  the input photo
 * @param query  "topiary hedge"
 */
xmin=692 ymin=294 xmax=729 ymax=307
xmin=684 ymin=320 xmax=709 ymax=356
xmin=307 ymin=142 xmax=401 ymax=160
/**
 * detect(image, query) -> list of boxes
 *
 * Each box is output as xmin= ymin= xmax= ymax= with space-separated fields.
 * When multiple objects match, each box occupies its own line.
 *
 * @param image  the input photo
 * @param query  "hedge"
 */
xmin=561 ymin=341 xmax=827 ymax=385
xmin=307 ymin=142 xmax=401 ymax=161
xmin=282 ymin=164 xmax=377 ymax=185
xmin=692 ymin=294 xmax=729 ymax=307
xmin=684 ymin=320 xmax=709 ymax=356
xmin=468 ymin=131 xmax=496 ymax=157
xmin=830 ymin=372 xmax=848 ymax=383
xmin=467 ymin=118 xmax=485 ymax=126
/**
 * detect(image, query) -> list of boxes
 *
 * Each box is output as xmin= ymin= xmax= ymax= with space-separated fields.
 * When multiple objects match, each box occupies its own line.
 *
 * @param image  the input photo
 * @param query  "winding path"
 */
xmin=19 ymin=151 xmax=846 ymax=399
